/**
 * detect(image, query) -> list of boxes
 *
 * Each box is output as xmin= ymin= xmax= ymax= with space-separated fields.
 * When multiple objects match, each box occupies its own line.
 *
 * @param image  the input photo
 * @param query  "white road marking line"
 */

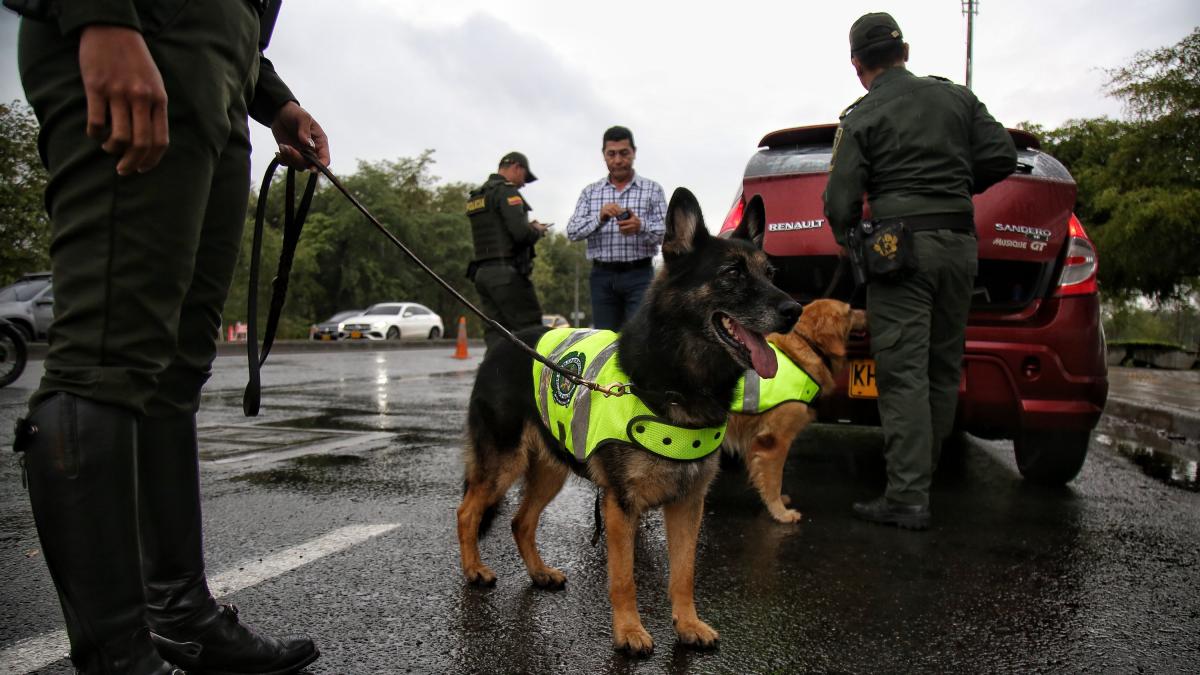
xmin=0 ymin=523 xmax=400 ymax=674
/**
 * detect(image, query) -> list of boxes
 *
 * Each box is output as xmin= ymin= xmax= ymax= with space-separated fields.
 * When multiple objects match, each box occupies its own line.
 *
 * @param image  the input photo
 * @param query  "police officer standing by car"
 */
xmin=10 ymin=0 xmax=324 ymax=672
xmin=466 ymin=152 xmax=548 ymax=348
xmin=823 ymin=12 xmax=1017 ymax=530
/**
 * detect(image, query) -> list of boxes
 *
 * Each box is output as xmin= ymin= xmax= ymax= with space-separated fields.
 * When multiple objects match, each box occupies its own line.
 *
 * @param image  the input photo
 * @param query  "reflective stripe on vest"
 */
xmin=731 ymin=343 xmax=821 ymax=414
xmin=532 ymin=328 xmax=726 ymax=462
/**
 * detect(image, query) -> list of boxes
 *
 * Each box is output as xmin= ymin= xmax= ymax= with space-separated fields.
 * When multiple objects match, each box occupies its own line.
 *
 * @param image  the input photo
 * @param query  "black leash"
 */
xmin=243 ymin=158 xmax=317 ymax=416
xmin=242 ymin=151 xmax=635 ymax=416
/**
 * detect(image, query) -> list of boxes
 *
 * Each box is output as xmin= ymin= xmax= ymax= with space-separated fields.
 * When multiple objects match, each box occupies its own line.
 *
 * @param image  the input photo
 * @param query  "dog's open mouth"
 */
xmin=714 ymin=312 xmax=778 ymax=379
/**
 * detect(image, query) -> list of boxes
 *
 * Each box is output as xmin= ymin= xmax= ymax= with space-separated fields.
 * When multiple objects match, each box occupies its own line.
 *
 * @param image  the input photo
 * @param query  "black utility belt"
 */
xmin=884 ymin=212 xmax=976 ymax=234
xmin=593 ymin=258 xmax=652 ymax=272
xmin=847 ymin=214 xmax=976 ymax=284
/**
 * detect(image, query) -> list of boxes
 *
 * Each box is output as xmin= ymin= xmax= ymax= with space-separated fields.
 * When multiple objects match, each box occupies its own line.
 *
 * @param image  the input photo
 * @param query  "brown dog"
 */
xmin=724 ymin=299 xmax=867 ymax=523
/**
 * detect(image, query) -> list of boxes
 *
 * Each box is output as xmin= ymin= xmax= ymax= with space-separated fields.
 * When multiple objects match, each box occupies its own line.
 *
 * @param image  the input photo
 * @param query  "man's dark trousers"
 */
xmin=866 ymin=230 xmax=977 ymax=506
xmin=474 ymin=263 xmax=543 ymax=349
xmin=590 ymin=263 xmax=652 ymax=331
xmin=19 ymin=2 xmax=261 ymax=417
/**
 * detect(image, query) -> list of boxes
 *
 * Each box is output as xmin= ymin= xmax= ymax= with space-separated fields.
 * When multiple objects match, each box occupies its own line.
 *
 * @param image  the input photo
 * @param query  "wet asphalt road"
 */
xmin=1 ymin=345 xmax=1198 ymax=673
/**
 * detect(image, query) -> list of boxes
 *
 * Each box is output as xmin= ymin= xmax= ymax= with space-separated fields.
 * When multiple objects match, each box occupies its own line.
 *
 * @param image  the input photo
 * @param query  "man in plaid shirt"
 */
xmin=566 ymin=126 xmax=667 ymax=330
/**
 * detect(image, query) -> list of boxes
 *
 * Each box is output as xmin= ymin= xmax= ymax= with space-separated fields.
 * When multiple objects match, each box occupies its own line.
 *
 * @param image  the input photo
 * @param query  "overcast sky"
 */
xmin=2 ymin=1 xmax=1197 ymax=232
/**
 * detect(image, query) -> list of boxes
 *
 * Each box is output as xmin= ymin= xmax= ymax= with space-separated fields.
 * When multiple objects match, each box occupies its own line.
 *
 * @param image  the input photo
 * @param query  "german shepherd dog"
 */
xmin=455 ymin=188 xmax=801 ymax=655
xmin=724 ymin=299 xmax=867 ymax=523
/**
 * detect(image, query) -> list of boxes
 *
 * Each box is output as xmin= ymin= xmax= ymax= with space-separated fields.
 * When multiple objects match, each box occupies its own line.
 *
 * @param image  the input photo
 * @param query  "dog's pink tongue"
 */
xmin=732 ymin=322 xmax=778 ymax=379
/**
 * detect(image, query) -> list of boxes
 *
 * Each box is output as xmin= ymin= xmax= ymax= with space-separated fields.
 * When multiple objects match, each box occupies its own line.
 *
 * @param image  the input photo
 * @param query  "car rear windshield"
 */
xmin=746 ymin=146 xmax=1069 ymax=181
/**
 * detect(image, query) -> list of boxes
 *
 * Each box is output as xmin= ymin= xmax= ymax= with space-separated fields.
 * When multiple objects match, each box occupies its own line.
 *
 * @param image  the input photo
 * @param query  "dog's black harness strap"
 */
xmin=243 ymin=159 xmax=318 ymax=416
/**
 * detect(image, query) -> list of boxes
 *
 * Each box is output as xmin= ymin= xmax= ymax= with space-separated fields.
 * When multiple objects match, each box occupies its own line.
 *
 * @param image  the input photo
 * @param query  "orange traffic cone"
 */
xmin=452 ymin=316 xmax=469 ymax=359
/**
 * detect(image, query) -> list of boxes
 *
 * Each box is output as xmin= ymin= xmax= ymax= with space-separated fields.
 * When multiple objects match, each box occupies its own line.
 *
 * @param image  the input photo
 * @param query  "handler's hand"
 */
xmin=600 ymin=202 xmax=623 ymax=221
xmin=79 ymin=25 xmax=169 ymax=175
xmin=530 ymin=220 xmax=549 ymax=235
xmin=271 ymin=101 xmax=329 ymax=171
xmin=617 ymin=211 xmax=641 ymax=235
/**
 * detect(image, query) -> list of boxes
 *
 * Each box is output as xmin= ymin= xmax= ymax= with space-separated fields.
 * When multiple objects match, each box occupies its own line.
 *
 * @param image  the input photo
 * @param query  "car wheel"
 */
xmin=386 ymin=326 xmax=400 ymax=340
xmin=1013 ymin=430 xmax=1090 ymax=486
xmin=428 ymin=327 xmax=441 ymax=340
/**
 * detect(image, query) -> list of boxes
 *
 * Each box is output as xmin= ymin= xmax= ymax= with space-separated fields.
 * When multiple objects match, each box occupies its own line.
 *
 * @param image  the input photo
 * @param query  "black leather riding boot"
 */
xmin=15 ymin=393 xmax=181 ymax=674
xmin=137 ymin=413 xmax=319 ymax=675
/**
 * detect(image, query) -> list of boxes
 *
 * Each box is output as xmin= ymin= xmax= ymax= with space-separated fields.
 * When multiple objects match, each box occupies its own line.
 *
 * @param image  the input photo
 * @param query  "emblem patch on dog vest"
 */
xmin=551 ymin=351 xmax=585 ymax=406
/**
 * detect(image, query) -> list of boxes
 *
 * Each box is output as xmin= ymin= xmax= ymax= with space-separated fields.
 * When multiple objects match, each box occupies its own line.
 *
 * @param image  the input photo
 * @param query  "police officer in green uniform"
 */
xmin=11 ymin=0 xmax=324 ymax=672
xmin=823 ymin=12 xmax=1017 ymax=530
xmin=466 ymin=152 xmax=548 ymax=349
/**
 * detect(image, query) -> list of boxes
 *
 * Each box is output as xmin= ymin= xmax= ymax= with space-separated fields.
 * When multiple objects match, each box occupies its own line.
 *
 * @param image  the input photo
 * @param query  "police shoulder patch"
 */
xmin=506 ymin=195 xmax=524 ymax=207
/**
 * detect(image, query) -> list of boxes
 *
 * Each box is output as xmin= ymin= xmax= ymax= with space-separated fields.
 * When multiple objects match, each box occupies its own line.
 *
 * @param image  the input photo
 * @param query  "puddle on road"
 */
xmin=1095 ymin=418 xmax=1200 ymax=492
xmin=233 ymin=454 xmax=366 ymax=486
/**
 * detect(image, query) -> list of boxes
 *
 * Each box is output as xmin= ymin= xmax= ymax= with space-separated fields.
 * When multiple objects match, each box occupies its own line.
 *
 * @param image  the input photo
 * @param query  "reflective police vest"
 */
xmin=533 ymin=328 xmax=727 ymax=462
xmin=729 ymin=343 xmax=821 ymax=415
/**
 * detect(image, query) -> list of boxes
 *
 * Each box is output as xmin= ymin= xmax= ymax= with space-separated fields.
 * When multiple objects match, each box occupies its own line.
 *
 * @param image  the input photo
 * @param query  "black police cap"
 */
xmin=850 ymin=12 xmax=903 ymax=54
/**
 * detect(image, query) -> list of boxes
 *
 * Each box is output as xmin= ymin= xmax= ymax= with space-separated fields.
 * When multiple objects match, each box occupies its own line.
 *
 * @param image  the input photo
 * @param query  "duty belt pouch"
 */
xmin=465 ymin=261 xmax=480 ymax=282
xmin=860 ymin=218 xmax=917 ymax=282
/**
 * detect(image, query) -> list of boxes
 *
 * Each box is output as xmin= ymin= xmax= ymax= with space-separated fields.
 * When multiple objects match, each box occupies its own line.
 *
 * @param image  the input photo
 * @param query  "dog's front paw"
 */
xmin=613 ymin=623 xmax=654 ymax=657
xmin=673 ymin=617 xmax=719 ymax=649
xmin=768 ymin=506 xmax=803 ymax=524
xmin=464 ymin=564 xmax=497 ymax=587
xmin=530 ymin=566 xmax=567 ymax=590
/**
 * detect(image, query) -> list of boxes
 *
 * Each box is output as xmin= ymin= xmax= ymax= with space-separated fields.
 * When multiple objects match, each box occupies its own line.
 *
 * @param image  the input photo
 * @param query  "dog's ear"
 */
xmin=663 ymin=187 xmax=710 ymax=257
xmin=730 ymin=200 xmax=764 ymax=247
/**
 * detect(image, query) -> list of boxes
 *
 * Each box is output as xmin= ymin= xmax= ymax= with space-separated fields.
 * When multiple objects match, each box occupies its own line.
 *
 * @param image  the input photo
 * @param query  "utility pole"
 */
xmin=962 ymin=0 xmax=978 ymax=90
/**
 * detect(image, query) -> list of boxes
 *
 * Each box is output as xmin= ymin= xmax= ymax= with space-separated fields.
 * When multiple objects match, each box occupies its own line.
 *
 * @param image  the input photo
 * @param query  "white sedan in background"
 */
xmin=339 ymin=302 xmax=444 ymax=340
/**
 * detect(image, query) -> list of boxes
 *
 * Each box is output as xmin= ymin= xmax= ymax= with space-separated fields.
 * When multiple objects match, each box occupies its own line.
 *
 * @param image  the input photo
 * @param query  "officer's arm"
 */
xmin=250 ymin=58 xmax=298 ymax=126
xmin=566 ymin=186 xmax=602 ymax=241
xmin=498 ymin=187 xmax=540 ymax=244
xmin=969 ymin=99 xmax=1018 ymax=195
xmin=822 ymin=125 xmax=869 ymax=246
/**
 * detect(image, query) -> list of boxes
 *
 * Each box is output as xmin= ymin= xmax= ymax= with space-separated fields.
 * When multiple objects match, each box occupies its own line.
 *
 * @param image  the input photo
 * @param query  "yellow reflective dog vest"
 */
xmin=729 ymin=343 xmax=822 ymax=414
xmin=532 ymin=328 xmax=727 ymax=462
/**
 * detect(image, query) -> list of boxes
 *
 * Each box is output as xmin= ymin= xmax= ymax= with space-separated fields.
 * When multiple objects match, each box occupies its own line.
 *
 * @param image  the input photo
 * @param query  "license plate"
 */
xmin=350 ymin=331 xmax=362 ymax=339
xmin=849 ymin=359 xmax=878 ymax=398
xmin=320 ymin=334 xmax=333 ymax=341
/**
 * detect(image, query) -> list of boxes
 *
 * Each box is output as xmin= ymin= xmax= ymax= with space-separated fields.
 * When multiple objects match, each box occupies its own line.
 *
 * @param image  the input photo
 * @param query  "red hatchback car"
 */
xmin=719 ymin=124 xmax=1108 ymax=485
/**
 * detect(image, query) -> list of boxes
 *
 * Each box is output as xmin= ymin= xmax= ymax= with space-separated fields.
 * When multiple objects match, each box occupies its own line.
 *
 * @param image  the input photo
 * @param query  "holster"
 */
xmin=465 ymin=260 xmax=480 ymax=282
xmin=846 ymin=226 xmax=869 ymax=287
xmin=3 ymin=0 xmax=55 ymax=20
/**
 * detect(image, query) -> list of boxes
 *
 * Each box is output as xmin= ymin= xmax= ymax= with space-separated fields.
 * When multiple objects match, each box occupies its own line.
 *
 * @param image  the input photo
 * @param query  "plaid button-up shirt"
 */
xmin=566 ymin=173 xmax=667 ymax=262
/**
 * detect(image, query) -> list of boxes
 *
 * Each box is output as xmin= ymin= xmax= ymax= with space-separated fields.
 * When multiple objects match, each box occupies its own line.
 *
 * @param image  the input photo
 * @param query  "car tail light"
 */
xmin=1055 ymin=214 xmax=1098 ymax=296
xmin=720 ymin=188 xmax=745 ymax=235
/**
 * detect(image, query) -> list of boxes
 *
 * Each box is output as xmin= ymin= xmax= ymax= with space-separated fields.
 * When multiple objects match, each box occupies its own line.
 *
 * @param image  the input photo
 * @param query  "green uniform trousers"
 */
xmin=867 ymin=230 xmax=978 ymax=506
xmin=473 ymin=264 xmax=543 ymax=349
xmin=19 ymin=2 xmax=261 ymax=416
